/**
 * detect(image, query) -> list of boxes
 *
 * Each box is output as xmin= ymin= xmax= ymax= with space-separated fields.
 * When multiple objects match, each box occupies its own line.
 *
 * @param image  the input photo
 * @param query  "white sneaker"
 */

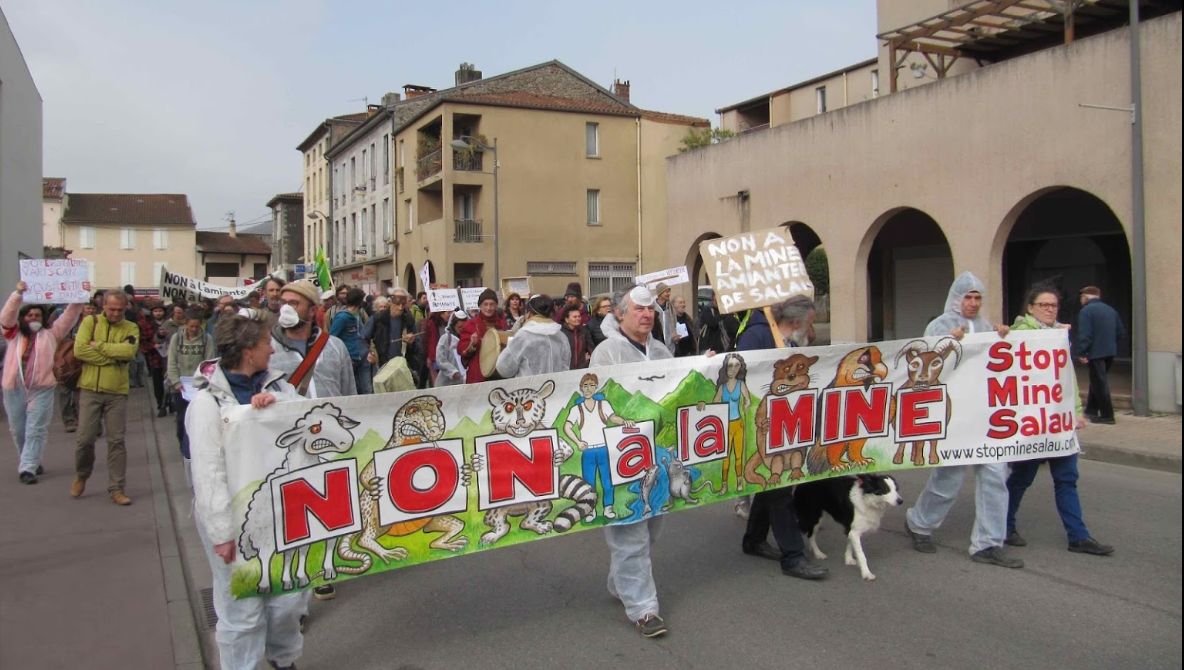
xmin=604 ymin=507 xmax=616 ymax=520
xmin=734 ymin=499 xmax=751 ymax=519
xmin=584 ymin=511 xmax=596 ymax=522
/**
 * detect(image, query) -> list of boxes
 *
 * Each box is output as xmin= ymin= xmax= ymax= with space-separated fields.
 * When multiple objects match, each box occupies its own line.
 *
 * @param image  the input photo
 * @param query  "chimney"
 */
xmin=228 ymin=216 xmax=237 ymax=238
xmin=403 ymin=84 xmax=437 ymax=99
xmin=613 ymin=79 xmax=631 ymax=103
xmin=380 ymin=91 xmax=402 ymax=107
xmin=455 ymin=62 xmax=483 ymax=86
xmin=367 ymin=103 xmax=381 ymax=116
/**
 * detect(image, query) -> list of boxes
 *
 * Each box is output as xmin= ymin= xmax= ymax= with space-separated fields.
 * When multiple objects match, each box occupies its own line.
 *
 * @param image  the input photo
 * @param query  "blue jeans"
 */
xmin=3 ymin=386 xmax=55 ymax=474
xmin=581 ymin=446 xmax=613 ymax=506
xmin=352 ymin=359 xmax=373 ymax=395
xmin=1006 ymin=454 xmax=1089 ymax=543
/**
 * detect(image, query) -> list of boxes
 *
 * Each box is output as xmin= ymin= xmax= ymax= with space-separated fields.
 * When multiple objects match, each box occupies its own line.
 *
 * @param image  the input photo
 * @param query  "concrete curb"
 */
xmin=1081 ymin=444 xmax=1182 ymax=473
xmin=142 ymin=401 xmax=208 ymax=670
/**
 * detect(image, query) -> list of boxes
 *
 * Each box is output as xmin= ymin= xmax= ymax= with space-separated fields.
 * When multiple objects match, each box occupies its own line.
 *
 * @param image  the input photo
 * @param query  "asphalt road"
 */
xmin=298 ymin=460 xmax=1181 ymax=670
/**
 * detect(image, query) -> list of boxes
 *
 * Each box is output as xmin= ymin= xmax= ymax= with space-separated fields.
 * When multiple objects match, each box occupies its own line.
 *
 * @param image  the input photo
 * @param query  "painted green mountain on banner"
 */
xmin=654 ymin=370 xmax=720 ymax=446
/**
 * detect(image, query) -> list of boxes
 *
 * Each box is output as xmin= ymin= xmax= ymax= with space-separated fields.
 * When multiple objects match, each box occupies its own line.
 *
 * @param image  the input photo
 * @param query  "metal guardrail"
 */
xmin=453 ymin=218 xmax=483 ymax=243
xmin=416 ymin=147 xmax=442 ymax=180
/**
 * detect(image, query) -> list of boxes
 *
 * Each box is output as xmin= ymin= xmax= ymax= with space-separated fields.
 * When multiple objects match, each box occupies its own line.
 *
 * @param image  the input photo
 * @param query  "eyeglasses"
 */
xmin=1033 ymin=302 xmax=1059 ymax=309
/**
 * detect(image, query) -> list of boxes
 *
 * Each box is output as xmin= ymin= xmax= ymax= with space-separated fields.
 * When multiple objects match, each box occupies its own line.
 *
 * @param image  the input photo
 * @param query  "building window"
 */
xmin=871 ymin=69 xmax=880 ymax=98
xmin=382 ymin=198 xmax=391 ymax=248
xmin=586 ymin=189 xmax=601 ymax=226
xmin=383 ymin=135 xmax=390 ymax=184
xmin=153 ymin=228 xmax=168 ymax=250
xmin=588 ymin=262 xmax=637 ymax=297
xmin=370 ymin=142 xmax=377 ymax=189
xmin=526 ymin=261 xmax=577 ymax=275
xmin=120 ymin=262 xmax=136 ymax=286
xmin=350 ymin=157 xmax=357 ymax=194
xmin=120 ymin=228 xmax=136 ymax=250
xmin=253 ymin=263 xmax=268 ymax=278
xmin=206 ymin=262 xmax=238 ymax=279
xmin=458 ymin=192 xmax=475 ymax=220
xmin=816 ymin=86 xmax=827 ymax=114
xmin=586 ymin=122 xmax=599 ymax=157
xmin=152 ymin=262 xmax=166 ymax=282
xmin=79 ymin=226 xmax=96 ymax=249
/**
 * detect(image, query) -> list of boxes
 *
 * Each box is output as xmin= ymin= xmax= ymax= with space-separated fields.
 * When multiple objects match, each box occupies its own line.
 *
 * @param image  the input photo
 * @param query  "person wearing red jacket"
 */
xmin=456 ymin=288 xmax=507 ymax=383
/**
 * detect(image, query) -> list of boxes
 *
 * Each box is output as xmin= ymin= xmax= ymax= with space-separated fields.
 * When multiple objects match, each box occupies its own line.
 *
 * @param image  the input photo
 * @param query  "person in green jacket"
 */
xmin=166 ymin=307 xmax=215 ymax=460
xmin=72 ymin=290 xmax=141 ymax=506
xmin=1005 ymin=282 xmax=1113 ymax=556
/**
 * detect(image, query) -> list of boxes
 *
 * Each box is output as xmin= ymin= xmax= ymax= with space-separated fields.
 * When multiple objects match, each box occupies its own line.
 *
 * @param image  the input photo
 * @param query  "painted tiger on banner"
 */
xmin=472 ymin=380 xmax=597 ymax=545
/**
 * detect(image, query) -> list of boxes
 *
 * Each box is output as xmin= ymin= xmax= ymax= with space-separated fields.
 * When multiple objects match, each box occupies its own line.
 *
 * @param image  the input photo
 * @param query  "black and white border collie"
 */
xmin=793 ymin=474 xmax=903 ymax=581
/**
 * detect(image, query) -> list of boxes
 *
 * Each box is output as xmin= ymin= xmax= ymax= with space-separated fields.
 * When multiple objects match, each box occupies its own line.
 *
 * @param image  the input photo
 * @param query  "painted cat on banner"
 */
xmin=216 ymin=329 xmax=1078 ymax=598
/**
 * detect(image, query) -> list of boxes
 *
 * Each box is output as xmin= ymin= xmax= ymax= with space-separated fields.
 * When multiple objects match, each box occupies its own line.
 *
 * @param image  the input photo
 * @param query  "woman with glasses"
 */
xmin=1004 ymin=282 xmax=1114 ymax=557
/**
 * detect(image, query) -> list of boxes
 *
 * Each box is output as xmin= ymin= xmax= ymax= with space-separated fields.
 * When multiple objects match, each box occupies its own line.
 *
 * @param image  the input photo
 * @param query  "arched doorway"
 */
xmin=782 ymin=222 xmax=829 ymax=343
xmin=403 ymin=264 xmax=417 ymax=295
xmin=684 ymin=231 xmax=722 ymax=318
xmin=863 ymin=208 xmax=954 ymax=341
xmin=1000 ymin=187 xmax=1130 ymax=356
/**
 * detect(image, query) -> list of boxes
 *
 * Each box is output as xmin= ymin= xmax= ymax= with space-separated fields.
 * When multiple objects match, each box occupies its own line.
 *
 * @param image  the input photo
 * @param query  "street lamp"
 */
xmin=450 ymin=135 xmax=499 ymax=291
xmin=306 ymin=209 xmax=328 ymax=265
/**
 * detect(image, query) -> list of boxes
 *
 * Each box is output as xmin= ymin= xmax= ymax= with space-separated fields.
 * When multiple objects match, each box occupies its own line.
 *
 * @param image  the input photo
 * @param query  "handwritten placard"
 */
xmin=698 ymin=226 xmax=813 ymax=314
xmin=427 ymin=288 xmax=461 ymax=313
xmin=636 ymin=264 xmax=690 ymax=289
xmin=460 ymin=287 xmax=491 ymax=311
xmin=19 ymin=259 xmax=92 ymax=304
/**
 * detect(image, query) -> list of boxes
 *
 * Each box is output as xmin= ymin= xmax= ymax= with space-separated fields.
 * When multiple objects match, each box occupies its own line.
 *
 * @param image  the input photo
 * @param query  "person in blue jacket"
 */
xmin=1074 ymin=286 xmax=1125 ymax=424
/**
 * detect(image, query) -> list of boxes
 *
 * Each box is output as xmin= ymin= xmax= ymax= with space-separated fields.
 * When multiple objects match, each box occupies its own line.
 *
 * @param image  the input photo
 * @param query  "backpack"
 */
xmin=53 ymin=336 xmax=83 ymax=387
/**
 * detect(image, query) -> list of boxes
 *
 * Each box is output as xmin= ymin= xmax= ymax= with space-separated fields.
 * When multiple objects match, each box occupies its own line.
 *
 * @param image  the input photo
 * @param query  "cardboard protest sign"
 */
xmin=699 ymin=226 xmax=813 ymax=314
xmin=636 ymin=265 xmax=690 ymax=289
xmin=218 ymin=329 xmax=1077 ymax=598
xmin=159 ymin=267 xmax=256 ymax=303
xmin=19 ymin=259 xmax=92 ymax=303
xmin=502 ymin=276 xmax=530 ymax=298
xmin=427 ymin=288 xmax=461 ymax=313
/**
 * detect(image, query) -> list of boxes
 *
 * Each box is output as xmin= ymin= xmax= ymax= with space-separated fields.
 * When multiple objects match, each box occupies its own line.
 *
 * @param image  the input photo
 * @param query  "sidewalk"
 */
xmin=1078 ymin=411 xmax=1182 ymax=473
xmin=0 ymin=387 xmax=202 ymax=670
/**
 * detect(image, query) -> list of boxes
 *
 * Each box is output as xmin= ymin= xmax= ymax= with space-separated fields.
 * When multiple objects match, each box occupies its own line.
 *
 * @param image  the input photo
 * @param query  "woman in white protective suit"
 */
xmin=186 ymin=311 xmax=305 ymax=670
xmin=494 ymin=294 xmax=571 ymax=379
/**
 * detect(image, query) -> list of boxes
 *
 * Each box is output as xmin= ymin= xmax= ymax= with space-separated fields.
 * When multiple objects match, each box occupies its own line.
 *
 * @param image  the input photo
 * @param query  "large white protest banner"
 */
xmin=699 ymin=226 xmax=813 ymax=314
xmin=215 ymin=328 xmax=1078 ymax=598
xmin=18 ymin=259 xmax=92 ymax=303
xmin=159 ymin=266 xmax=257 ymax=303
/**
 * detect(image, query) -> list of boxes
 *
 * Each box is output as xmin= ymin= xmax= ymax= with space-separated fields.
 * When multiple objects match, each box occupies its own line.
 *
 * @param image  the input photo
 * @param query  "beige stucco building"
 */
xmin=60 ymin=193 xmax=198 ymax=290
xmin=313 ymin=61 xmax=708 ymax=297
xmin=297 ymin=112 xmax=372 ymax=272
xmin=196 ymin=225 xmax=271 ymax=286
xmin=667 ymin=4 xmax=1181 ymax=412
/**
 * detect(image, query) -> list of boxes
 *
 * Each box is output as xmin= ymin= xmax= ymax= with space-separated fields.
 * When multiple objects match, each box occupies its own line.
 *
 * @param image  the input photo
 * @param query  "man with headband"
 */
xmin=589 ymin=285 xmax=673 ymax=638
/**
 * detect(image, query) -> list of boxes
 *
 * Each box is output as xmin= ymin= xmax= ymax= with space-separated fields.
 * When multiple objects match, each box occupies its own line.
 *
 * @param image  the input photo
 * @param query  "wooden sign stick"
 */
xmin=764 ymin=305 xmax=786 ymax=349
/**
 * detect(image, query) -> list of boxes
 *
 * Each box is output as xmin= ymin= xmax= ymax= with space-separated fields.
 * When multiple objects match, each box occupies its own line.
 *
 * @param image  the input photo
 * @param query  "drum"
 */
xmin=478 ymin=328 xmax=504 ymax=378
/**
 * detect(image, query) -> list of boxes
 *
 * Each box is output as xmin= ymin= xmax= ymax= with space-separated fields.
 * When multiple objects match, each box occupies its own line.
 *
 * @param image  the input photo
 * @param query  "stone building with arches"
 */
xmin=666 ymin=6 xmax=1181 ymax=412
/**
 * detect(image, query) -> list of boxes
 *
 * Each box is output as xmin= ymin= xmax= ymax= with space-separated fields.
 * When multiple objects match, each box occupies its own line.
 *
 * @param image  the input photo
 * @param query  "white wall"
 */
xmin=0 ymin=8 xmax=43 ymax=288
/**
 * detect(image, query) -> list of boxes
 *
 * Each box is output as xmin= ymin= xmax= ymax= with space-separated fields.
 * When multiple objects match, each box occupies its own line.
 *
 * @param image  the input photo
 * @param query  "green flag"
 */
xmin=312 ymin=248 xmax=334 ymax=297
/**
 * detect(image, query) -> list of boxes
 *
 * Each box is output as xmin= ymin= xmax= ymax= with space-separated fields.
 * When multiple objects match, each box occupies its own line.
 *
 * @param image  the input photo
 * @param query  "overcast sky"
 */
xmin=5 ymin=1 xmax=875 ymax=230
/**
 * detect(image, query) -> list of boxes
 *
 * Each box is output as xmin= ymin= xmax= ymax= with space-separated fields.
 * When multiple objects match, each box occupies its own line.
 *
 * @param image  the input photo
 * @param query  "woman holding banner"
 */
xmin=187 ymin=312 xmax=305 ymax=670
xmin=1004 ymin=283 xmax=1113 ymax=556
xmin=2 ymin=281 xmax=82 ymax=484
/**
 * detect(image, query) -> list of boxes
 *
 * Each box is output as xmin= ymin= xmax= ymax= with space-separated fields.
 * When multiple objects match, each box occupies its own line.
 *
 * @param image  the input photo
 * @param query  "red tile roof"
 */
xmin=196 ymin=231 xmax=272 ymax=255
xmin=639 ymin=110 xmax=711 ymax=127
xmin=43 ymin=178 xmax=66 ymax=200
xmin=445 ymin=91 xmax=637 ymax=117
xmin=62 ymin=194 xmax=196 ymax=226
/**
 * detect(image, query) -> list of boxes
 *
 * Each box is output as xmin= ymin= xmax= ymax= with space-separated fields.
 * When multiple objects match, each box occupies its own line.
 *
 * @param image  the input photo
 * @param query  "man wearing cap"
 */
xmin=1075 ymin=286 xmax=1124 ymax=424
xmin=497 ymin=295 xmax=570 ymax=379
xmin=589 ymin=285 xmax=673 ymax=639
xmin=652 ymin=283 xmax=678 ymax=355
xmin=457 ymin=288 xmax=507 ymax=384
xmin=268 ymin=279 xmax=355 ymax=601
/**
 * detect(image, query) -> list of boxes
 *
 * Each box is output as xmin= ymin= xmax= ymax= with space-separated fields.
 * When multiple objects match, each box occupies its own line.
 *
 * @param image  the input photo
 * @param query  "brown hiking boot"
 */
xmin=111 ymin=491 xmax=133 ymax=506
xmin=70 ymin=477 xmax=86 ymax=498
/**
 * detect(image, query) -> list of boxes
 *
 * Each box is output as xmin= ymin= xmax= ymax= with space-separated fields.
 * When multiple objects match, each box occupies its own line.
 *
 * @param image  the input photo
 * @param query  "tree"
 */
xmin=805 ymin=246 xmax=829 ymax=296
xmin=678 ymin=127 xmax=736 ymax=153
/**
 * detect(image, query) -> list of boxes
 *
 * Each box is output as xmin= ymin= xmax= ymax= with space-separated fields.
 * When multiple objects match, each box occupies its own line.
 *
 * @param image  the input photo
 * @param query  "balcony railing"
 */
xmin=453 ymin=218 xmax=483 ymax=243
xmin=416 ymin=147 xmax=442 ymax=181
xmin=453 ymin=151 xmax=483 ymax=171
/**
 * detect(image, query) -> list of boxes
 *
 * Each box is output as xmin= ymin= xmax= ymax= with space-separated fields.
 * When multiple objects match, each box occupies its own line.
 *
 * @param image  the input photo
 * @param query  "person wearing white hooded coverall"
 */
xmin=588 ymin=286 xmax=674 ymax=638
xmin=904 ymin=271 xmax=1023 ymax=569
xmin=187 ymin=313 xmax=305 ymax=670
xmin=496 ymin=294 xmax=571 ymax=379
